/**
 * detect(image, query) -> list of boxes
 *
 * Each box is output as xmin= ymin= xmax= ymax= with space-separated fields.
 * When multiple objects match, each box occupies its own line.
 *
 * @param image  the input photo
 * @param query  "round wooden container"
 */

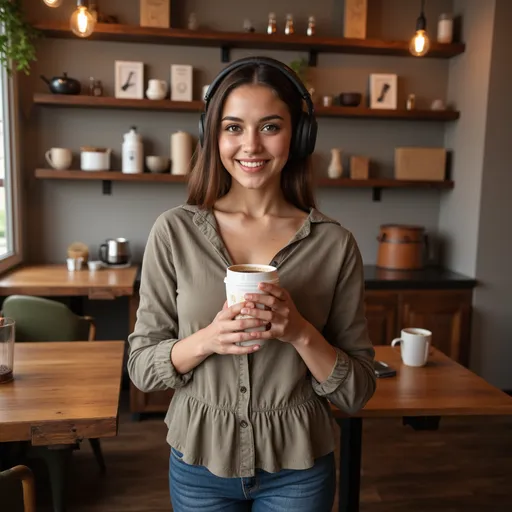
xmin=376 ymin=225 xmax=426 ymax=270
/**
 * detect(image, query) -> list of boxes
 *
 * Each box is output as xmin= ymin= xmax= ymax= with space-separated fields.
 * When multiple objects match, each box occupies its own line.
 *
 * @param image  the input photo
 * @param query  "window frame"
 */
xmin=0 ymin=66 xmax=23 ymax=274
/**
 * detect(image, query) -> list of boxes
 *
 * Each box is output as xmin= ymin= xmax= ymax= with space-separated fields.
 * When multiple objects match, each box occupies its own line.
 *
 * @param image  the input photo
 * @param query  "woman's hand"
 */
xmin=201 ymin=301 xmax=268 ymax=356
xmin=242 ymin=283 xmax=311 ymax=345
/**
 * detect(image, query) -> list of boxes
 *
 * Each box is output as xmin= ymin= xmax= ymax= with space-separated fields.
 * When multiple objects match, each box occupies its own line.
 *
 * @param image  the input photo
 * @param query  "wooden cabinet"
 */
xmin=364 ymin=291 xmax=398 ymax=346
xmin=399 ymin=290 xmax=472 ymax=366
xmin=365 ymin=289 xmax=472 ymax=365
xmin=128 ymin=288 xmax=473 ymax=416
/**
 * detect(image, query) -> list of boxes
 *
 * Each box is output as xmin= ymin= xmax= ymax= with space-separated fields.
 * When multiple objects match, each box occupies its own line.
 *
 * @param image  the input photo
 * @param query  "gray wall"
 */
xmin=470 ymin=0 xmax=512 ymax=389
xmin=20 ymin=0 xmax=454 ymax=265
xmin=440 ymin=0 xmax=495 ymax=277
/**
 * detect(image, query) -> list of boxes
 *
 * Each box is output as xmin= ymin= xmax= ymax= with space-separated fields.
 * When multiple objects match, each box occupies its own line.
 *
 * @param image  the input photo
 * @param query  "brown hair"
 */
xmin=186 ymin=62 xmax=316 ymax=212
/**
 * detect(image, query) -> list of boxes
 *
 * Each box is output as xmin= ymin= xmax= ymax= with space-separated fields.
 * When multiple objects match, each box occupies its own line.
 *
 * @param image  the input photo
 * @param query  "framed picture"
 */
xmin=140 ymin=0 xmax=170 ymax=28
xmin=115 ymin=61 xmax=144 ymax=99
xmin=369 ymin=73 xmax=398 ymax=109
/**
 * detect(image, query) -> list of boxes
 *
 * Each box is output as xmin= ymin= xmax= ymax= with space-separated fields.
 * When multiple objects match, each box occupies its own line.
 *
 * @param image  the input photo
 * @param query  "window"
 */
xmin=0 ymin=62 xmax=23 ymax=273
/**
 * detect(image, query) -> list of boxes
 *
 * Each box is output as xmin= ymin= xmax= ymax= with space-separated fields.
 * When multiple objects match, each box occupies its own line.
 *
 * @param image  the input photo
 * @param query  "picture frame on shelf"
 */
xmin=140 ymin=0 xmax=170 ymax=29
xmin=115 ymin=61 xmax=144 ymax=99
xmin=369 ymin=73 xmax=397 ymax=109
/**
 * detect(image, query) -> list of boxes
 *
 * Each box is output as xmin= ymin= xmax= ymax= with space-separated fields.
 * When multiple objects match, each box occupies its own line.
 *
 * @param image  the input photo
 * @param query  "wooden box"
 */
xmin=140 ymin=0 xmax=170 ymax=28
xmin=344 ymin=0 xmax=368 ymax=39
xmin=350 ymin=156 xmax=370 ymax=179
xmin=395 ymin=147 xmax=447 ymax=181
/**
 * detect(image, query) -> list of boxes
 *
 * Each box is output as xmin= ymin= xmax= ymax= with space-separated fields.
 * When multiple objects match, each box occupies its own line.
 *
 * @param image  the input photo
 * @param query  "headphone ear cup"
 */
xmin=198 ymin=113 xmax=206 ymax=147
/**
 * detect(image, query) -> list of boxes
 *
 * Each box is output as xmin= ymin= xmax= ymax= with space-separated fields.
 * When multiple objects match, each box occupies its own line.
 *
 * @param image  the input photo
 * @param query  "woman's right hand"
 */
xmin=201 ymin=301 xmax=267 ymax=356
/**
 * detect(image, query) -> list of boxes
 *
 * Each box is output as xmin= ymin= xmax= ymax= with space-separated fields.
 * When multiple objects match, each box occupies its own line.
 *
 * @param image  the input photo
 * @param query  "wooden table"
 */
xmin=333 ymin=346 xmax=512 ymax=512
xmin=0 ymin=264 xmax=139 ymax=330
xmin=0 ymin=341 xmax=125 ymax=512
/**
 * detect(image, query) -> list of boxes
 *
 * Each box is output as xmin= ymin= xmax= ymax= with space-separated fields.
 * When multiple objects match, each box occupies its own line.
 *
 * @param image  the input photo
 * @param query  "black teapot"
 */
xmin=40 ymin=72 xmax=81 ymax=95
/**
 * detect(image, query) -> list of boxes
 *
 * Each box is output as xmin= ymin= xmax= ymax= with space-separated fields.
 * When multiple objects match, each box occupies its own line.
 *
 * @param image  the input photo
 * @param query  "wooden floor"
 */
xmin=8 ymin=391 xmax=512 ymax=511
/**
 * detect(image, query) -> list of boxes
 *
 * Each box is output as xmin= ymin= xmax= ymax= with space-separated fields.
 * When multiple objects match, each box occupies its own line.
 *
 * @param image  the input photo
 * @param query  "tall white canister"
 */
xmin=170 ymin=131 xmax=193 ymax=175
xmin=122 ymin=126 xmax=144 ymax=174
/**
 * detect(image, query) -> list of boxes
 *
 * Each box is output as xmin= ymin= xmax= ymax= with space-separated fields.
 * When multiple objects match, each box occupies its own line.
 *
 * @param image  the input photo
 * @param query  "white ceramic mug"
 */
xmin=391 ymin=328 xmax=431 ymax=367
xmin=45 ymin=148 xmax=72 ymax=170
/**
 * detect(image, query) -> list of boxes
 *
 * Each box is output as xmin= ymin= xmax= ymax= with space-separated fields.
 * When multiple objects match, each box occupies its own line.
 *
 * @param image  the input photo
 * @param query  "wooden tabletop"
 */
xmin=0 ymin=264 xmax=138 ymax=299
xmin=332 ymin=346 xmax=512 ymax=418
xmin=0 ymin=341 xmax=124 ymax=445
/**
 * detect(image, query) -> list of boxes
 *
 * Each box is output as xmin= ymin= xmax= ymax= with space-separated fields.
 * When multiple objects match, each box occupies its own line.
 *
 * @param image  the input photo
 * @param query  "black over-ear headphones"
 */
xmin=199 ymin=56 xmax=317 ymax=160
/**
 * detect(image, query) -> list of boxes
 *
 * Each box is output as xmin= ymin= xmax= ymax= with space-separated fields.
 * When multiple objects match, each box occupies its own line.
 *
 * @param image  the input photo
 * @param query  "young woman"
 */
xmin=128 ymin=56 xmax=376 ymax=512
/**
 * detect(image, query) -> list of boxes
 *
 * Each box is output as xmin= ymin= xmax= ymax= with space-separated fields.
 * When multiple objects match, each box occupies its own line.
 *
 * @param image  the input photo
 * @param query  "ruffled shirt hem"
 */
xmin=164 ymin=389 xmax=336 ymax=478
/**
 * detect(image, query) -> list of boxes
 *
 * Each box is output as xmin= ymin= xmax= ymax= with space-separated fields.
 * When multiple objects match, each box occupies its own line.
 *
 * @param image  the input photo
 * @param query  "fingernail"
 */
xmin=246 ymin=302 xmax=254 ymax=308
xmin=252 ymin=345 xmax=259 ymax=350
xmin=244 ymin=294 xmax=252 ymax=300
xmin=259 ymin=283 xmax=268 ymax=289
xmin=241 ymin=308 xmax=249 ymax=314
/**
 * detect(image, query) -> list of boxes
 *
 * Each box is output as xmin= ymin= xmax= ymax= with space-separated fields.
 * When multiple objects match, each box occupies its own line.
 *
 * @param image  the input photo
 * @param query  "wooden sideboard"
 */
xmin=129 ymin=266 xmax=477 ymax=417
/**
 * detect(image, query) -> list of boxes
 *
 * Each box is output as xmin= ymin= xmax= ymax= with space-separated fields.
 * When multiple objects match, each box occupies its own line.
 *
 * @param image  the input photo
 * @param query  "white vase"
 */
xmin=328 ymin=148 xmax=343 ymax=178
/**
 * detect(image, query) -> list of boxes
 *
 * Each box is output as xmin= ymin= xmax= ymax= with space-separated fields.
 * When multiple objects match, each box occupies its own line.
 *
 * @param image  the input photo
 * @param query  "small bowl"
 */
xmin=339 ymin=92 xmax=362 ymax=107
xmin=146 ymin=156 xmax=170 ymax=173
xmin=88 ymin=260 xmax=104 ymax=271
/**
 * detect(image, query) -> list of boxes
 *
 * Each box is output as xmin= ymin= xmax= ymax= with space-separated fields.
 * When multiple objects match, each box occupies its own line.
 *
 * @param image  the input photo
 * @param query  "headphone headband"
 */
xmin=203 ymin=56 xmax=315 ymax=117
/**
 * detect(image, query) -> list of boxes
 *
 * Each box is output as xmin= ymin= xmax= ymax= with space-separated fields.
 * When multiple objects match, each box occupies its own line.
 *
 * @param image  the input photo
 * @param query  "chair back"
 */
xmin=0 ymin=465 xmax=36 ymax=512
xmin=2 ymin=295 xmax=94 ymax=342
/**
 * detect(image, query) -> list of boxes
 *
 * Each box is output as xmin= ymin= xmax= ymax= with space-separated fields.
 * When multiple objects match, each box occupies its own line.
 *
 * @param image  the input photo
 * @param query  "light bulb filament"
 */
xmin=78 ymin=9 xmax=89 ymax=34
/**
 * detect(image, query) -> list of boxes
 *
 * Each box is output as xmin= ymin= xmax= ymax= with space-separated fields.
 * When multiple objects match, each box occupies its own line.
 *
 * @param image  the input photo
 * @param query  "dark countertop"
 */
xmin=363 ymin=265 xmax=476 ymax=290
xmin=134 ymin=265 xmax=476 ymax=292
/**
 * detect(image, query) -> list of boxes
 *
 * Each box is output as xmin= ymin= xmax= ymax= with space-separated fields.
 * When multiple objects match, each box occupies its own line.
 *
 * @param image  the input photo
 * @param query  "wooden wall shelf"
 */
xmin=34 ymin=22 xmax=465 ymax=64
xmin=33 ymin=94 xmax=459 ymax=122
xmin=34 ymin=169 xmax=454 ymax=201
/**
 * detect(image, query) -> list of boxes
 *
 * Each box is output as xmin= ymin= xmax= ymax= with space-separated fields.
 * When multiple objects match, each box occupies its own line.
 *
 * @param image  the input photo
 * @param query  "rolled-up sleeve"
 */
xmin=311 ymin=232 xmax=376 ymax=415
xmin=128 ymin=216 xmax=193 ymax=392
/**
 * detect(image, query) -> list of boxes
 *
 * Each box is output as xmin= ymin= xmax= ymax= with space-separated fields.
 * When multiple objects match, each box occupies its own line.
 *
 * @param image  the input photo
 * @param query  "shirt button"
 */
xmin=240 ymin=420 xmax=248 ymax=428
xmin=240 ymin=386 xmax=247 ymax=394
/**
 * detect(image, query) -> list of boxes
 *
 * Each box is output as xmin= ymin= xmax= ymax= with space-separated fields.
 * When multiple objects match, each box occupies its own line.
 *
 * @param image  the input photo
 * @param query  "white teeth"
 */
xmin=238 ymin=160 xmax=265 ymax=168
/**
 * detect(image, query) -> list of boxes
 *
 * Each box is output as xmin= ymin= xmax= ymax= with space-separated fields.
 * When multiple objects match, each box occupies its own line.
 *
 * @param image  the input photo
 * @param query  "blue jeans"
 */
xmin=169 ymin=447 xmax=336 ymax=512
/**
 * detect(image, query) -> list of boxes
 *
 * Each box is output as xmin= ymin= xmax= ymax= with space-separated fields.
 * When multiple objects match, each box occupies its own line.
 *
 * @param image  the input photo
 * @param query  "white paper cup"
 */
xmin=224 ymin=264 xmax=279 ymax=347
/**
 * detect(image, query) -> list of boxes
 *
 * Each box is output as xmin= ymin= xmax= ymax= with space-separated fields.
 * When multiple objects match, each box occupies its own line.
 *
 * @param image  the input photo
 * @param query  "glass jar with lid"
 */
xmin=437 ymin=13 xmax=453 ymax=44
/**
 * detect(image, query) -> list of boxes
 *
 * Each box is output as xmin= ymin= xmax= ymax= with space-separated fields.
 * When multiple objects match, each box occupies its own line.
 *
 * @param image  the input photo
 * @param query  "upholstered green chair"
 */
xmin=2 ymin=295 xmax=95 ymax=342
xmin=2 ymin=295 xmax=105 ymax=473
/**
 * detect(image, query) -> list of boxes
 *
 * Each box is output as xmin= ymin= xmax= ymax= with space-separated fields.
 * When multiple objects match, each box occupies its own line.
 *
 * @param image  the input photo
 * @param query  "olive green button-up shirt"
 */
xmin=128 ymin=205 xmax=376 ymax=478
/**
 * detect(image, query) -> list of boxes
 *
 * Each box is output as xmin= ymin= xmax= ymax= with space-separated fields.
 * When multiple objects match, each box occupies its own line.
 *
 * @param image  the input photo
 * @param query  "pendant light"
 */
xmin=409 ymin=0 xmax=431 ymax=57
xmin=42 ymin=0 xmax=63 ymax=7
xmin=70 ymin=0 xmax=96 ymax=38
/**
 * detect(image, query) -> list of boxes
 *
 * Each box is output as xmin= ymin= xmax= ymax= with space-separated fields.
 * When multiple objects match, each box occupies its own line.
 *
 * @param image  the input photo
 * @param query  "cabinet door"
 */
xmin=364 ymin=291 xmax=398 ymax=346
xmin=399 ymin=290 xmax=472 ymax=365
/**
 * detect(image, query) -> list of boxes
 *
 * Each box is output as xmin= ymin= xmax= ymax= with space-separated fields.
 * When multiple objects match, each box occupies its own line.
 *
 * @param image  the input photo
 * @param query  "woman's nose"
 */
xmin=242 ymin=129 xmax=262 ymax=154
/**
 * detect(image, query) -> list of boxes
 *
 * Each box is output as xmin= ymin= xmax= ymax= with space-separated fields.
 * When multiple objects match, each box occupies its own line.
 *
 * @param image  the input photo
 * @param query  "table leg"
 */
xmin=37 ymin=445 xmax=73 ymax=512
xmin=336 ymin=417 xmax=363 ymax=512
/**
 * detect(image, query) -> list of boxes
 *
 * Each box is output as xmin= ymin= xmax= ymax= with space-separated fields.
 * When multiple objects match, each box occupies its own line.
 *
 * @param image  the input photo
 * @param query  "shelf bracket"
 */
xmin=372 ymin=187 xmax=382 ymax=202
xmin=102 ymin=180 xmax=112 ymax=195
xmin=308 ymin=50 xmax=318 ymax=67
xmin=221 ymin=46 xmax=230 ymax=63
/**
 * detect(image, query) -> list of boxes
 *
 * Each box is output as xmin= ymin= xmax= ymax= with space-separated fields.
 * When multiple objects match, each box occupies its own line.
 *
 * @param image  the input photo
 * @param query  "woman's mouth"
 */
xmin=236 ymin=160 xmax=268 ymax=172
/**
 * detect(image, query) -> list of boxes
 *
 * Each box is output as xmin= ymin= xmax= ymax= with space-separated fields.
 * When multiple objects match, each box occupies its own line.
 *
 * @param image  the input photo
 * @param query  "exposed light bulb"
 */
xmin=409 ymin=1 xmax=430 ymax=57
xmin=409 ymin=29 xmax=431 ymax=56
xmin=70 ymin=1 xmax=96 ymax=38
xmin=43 ymin=0 xmax=63 ymax=7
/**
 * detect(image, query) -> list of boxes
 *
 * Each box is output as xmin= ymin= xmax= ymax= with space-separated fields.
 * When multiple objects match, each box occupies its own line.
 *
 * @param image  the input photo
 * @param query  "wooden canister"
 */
xmin=376 ymin=225 xmax=426 ymax=270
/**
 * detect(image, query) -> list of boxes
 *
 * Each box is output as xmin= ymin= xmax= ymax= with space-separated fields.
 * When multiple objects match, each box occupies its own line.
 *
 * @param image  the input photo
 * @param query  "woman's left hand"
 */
xmin=242 ymin=283 xmax=311 ymax=345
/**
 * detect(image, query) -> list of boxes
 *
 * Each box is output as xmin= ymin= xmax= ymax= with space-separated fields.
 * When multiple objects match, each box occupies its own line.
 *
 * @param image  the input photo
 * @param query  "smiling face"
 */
xmin=218 ymin=84 xmax=293 ymax=191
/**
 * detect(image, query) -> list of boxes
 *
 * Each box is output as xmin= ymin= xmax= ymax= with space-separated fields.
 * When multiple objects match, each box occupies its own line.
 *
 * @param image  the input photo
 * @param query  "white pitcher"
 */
xmin=146 ymin=79 xmax=168 ymax=100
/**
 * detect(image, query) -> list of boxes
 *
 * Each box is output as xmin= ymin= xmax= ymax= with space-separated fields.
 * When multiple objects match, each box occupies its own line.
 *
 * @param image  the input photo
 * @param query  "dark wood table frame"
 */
xmin=332 ymin=346 xmax=512 ymax=512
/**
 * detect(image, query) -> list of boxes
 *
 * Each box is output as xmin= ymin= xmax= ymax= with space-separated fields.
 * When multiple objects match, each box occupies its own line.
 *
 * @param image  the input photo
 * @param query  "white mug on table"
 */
xmin=391 ymin=328 xmax=431 ymax=367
